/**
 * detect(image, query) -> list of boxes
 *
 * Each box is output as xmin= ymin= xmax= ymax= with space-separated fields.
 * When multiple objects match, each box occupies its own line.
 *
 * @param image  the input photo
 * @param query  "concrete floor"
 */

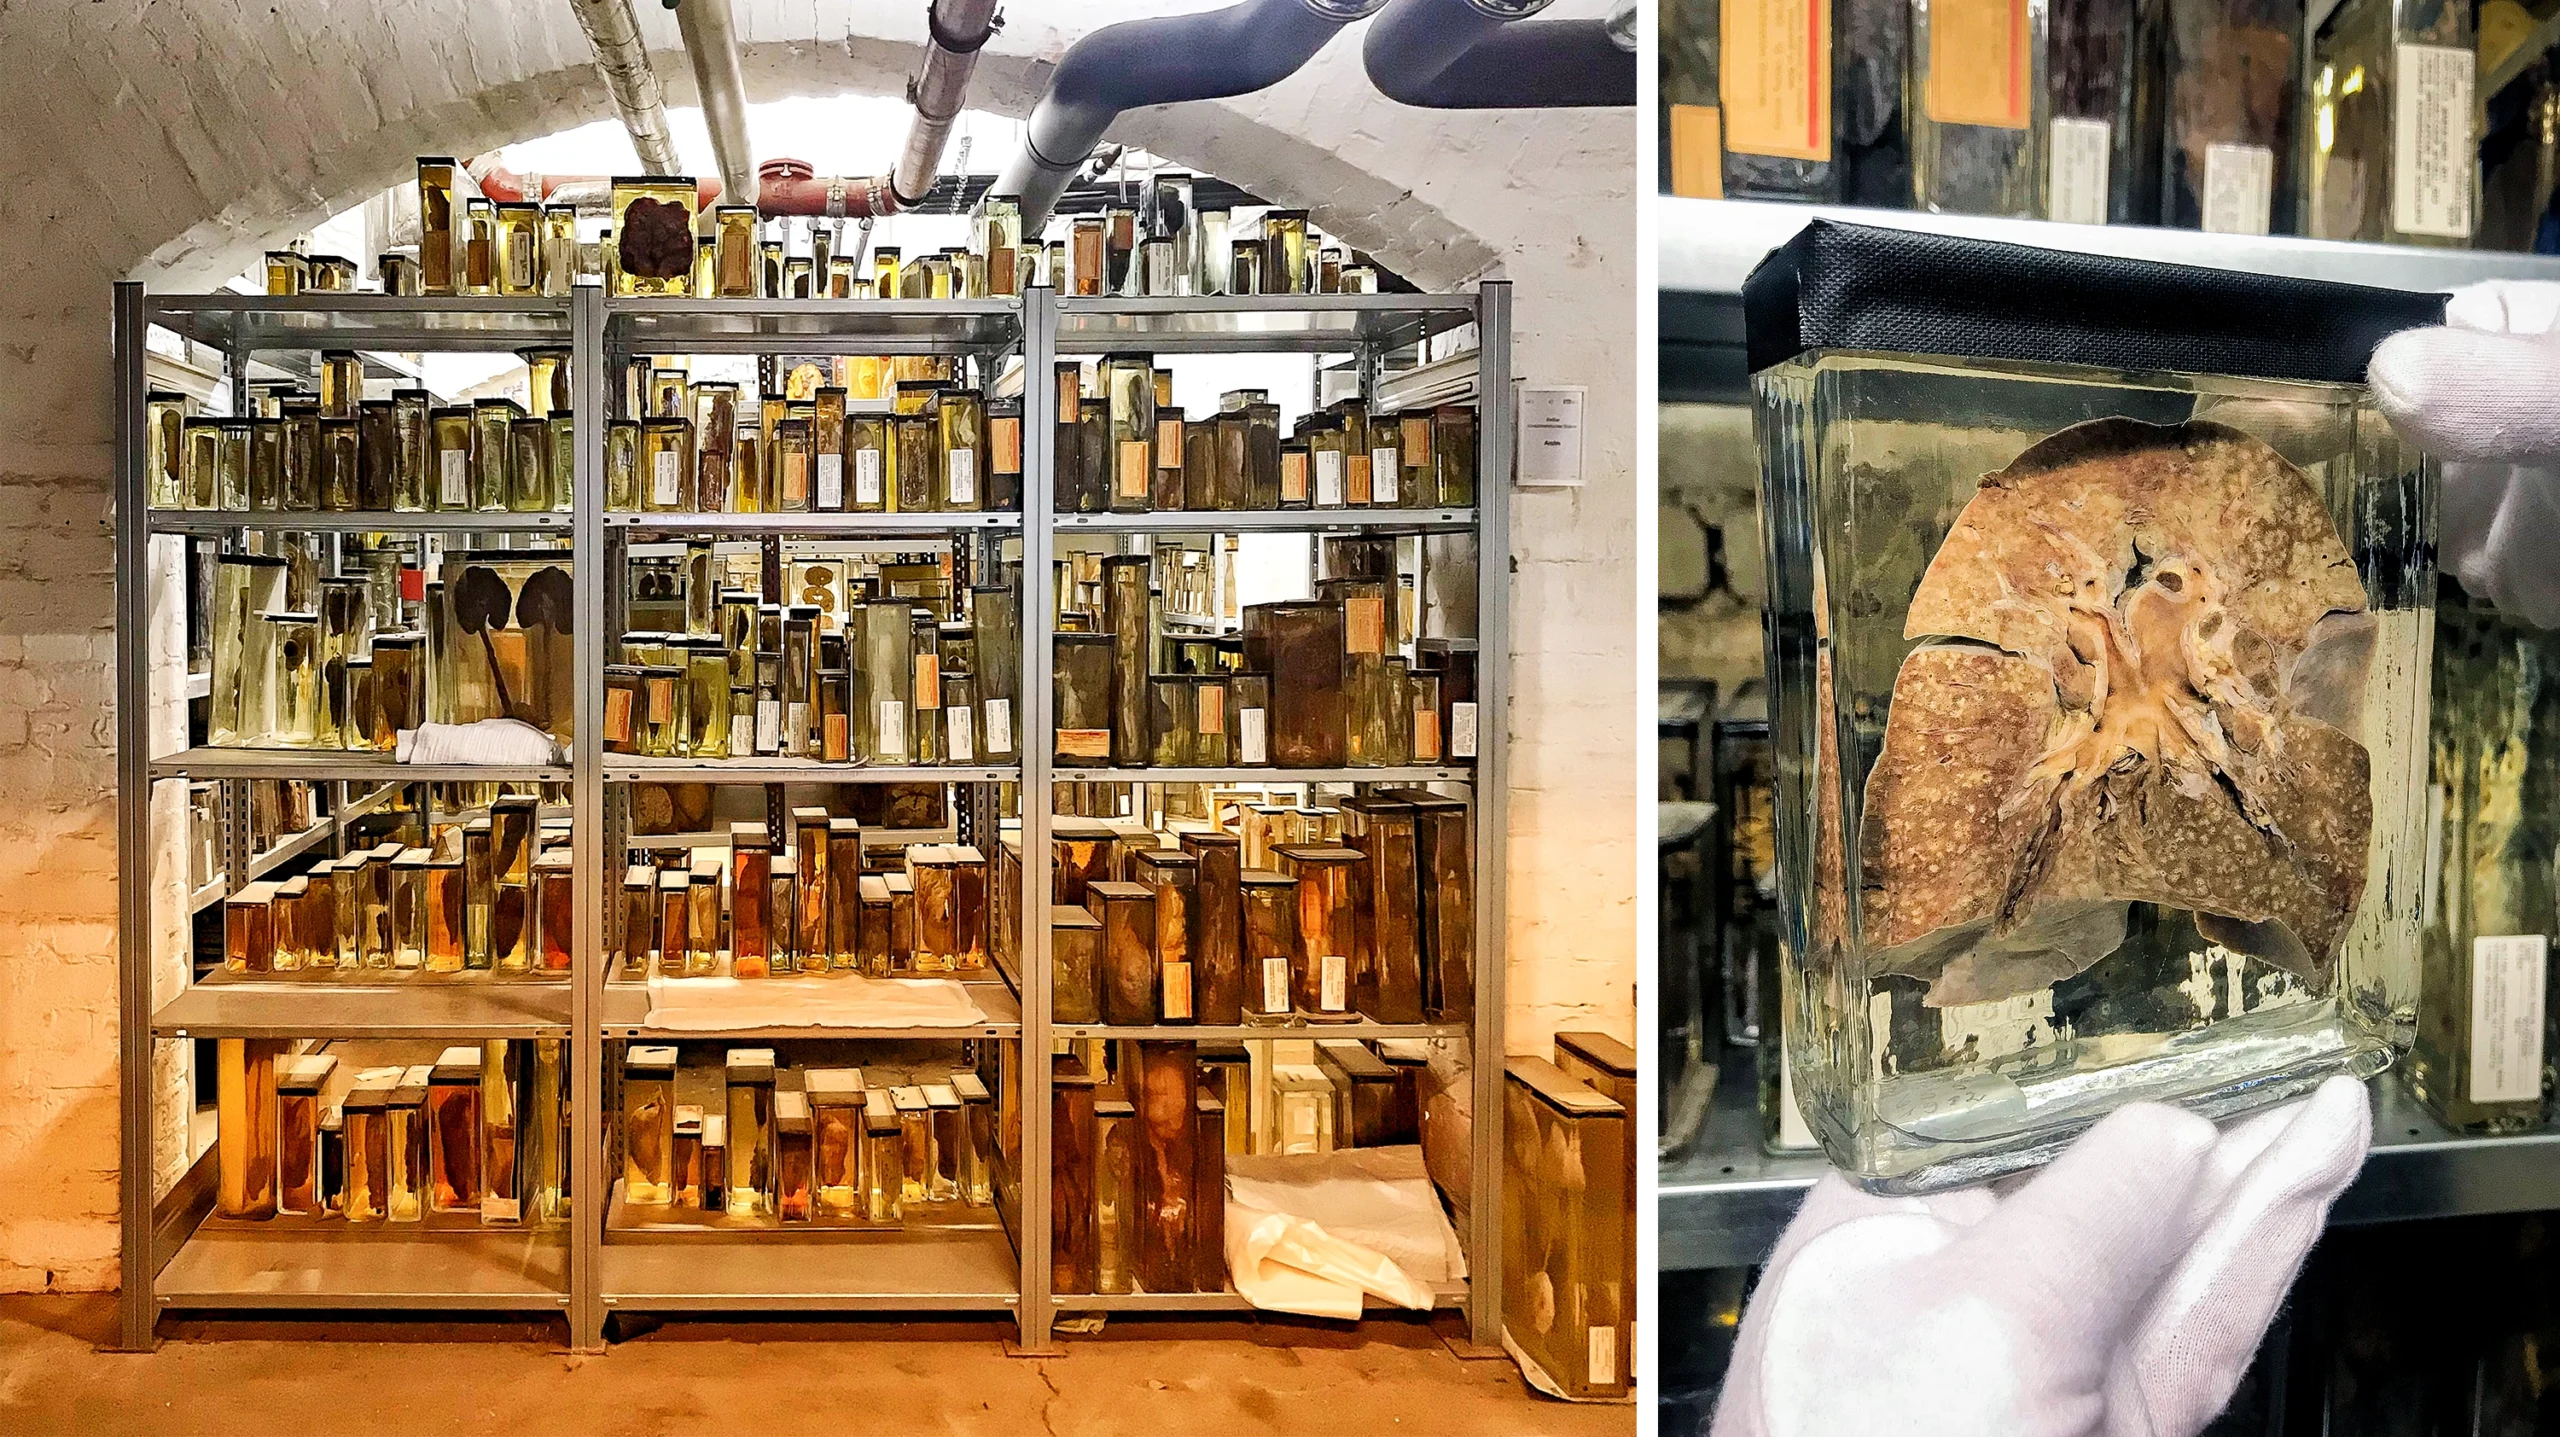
xmin=0 ymin=1297 xmax=1631 ymax=1436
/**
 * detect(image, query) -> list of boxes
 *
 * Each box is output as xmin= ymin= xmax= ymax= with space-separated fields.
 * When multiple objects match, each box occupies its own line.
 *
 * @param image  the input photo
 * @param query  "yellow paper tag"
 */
xmin=1669 ymin=105 xmax=1729 ymax=197
xmin=1116 ymin=439 xmax=1150 ymax=499
xmin=1721 ymin=0 xmax=1831 ymax=161
xmin=1926 ymin=0 xmax=2031 ymax=130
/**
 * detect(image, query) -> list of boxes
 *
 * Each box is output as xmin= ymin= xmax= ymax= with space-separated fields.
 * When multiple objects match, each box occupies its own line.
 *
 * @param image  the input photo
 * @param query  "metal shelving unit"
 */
xmin=118 ymin=280 xmax=1511 ymax=1356
xmin=1657 ymin=200 xmax=2560 ymax=1273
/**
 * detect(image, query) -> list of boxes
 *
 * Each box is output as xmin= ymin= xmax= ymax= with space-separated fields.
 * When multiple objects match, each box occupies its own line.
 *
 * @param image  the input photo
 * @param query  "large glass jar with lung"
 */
xmin=1747 ymin=221 xmax=2441 ymax=1190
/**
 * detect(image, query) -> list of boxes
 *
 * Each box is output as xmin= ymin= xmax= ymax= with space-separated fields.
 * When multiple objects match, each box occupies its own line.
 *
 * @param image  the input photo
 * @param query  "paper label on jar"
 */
xmin=483 ymin=1194 xmax=521 ymax=1223
xmin=1263 ymin=956 xmax=1292 ymax=1014
xmin=604 ymin=687 xmax=635 ymax=744
xmin=1669 ymin=104 xmax=1729 ymax=197
xmin=1195 ymin=684 xmax=1224 ymax=736
xmin=1589 ymin=1326 xmax=1617 ymax=1386
xmin=439 ymin=448 xmax=467 ymax=506
xmin=1346 ymin=452 xmax=1373 ymax=506
xmin=785 ymin=701 xmax=811 ymax=754
xmin=755 ymin=699 xmax=781 ymax=753
xmin=876 ymin=701 xmax=906 ymax=760
xmin=1720 ymin=0 xmax=1829 ymax=160
xmin=1414 ymin=706 xmax=1441 ymax=761
xmin=914 ymin=655 xmax=940 ymax=708
xmin=1156 ymin=418 xmax=1183 ymax=462
xmin=1117 ymin=440 xmax=1151 ymax=499
xmin=2470 ymin=935 xmax=2547 ymax=1105
xmin=1344 ymin=596 xmax=1387 ymax=656
xmin=783 ymin=453 xmax=809 ymax=508
xmin=816 ymin=453 xmax=843 ymax=510
xmin=1371 ymin=449 xmax=1401 ymax=505
xmin=1239 ymin=708 xmax=1268 ymax=765
xmin=1320 ymin=953 xmax=1348 ymax=1013
xmin=1924 ymin=0 xmax=2030 ymax=130
xmin=855 ymin=448 xmax=883 ymax=505
xmin=1450 ymin=701 xmax=1479 ymax=759
xmin=985 ymin=698 xmax=1013 ymax=755
xmin=1058 ymin=728 xmax=1112 ymax=759
xmin=652 ymin=450 xmax=682 ymax=506
xmin=1162 ymin=962 xmax=1193 ymax=1021
xmin=1281 ymin=451 xmax=1308 ymax=503
xmin=2393 ymin=43 xmax=2475 ymax=239
xmin=2046 ymin=116 xmax=2112 ymax=226
xmin=946 ymin=705 xmax=974 ymax=763
xmin=1314 ymin=449 xmax=1344 ymax=507
xmin=947 ymin=448 xmax=976 ymax=505
xmin=2201 ymin=143 xmax=2274 ymax=236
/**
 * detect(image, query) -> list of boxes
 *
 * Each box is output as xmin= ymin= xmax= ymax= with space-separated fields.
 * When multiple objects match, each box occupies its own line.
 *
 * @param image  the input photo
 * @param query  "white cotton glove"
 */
xmin=1710 ymin=1075 xmax=2372 ymax=1437
xmin=2371 ymin=280 xmax=2560 ymax=629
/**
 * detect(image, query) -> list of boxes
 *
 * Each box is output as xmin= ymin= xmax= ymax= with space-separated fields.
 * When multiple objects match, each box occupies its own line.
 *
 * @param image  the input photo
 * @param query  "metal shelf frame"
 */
xmin=118 ymin=283 xmax=1509 ymax=1356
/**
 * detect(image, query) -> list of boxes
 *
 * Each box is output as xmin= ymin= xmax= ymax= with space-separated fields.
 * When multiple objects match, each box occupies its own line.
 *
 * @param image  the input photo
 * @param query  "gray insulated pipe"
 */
xmin=1363 ymin=0 xmax=1636 ymax=109
xmin=996 ymin=0 xmax=1389 ymax=230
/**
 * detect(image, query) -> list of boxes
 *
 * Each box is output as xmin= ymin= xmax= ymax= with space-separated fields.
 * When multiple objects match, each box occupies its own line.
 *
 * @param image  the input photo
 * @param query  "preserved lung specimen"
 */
xmin=1862 ymin=419 xmax=2373 ymax=1005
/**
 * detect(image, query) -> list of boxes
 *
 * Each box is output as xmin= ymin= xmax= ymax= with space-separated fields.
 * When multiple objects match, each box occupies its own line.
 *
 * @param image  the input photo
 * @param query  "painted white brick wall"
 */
xmin=0 ymin=0 xmax=1633 ymax=1290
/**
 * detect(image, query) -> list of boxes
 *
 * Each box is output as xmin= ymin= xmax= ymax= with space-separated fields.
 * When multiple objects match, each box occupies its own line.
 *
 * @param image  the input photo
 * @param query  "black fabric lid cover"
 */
xmin=1742 ymin=220 xmax=2448 ymax=385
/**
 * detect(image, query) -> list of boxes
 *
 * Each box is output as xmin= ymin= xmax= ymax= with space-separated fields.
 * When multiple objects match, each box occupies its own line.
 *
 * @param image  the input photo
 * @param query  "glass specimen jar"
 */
xmin=713 ymin=206 xmax=758 ymax=295
xmin=427 ymin=405 xmax=471 ymax=511
xmin=1094 ymin=1095 xmax=1137 ymax=1292
xmin=547 ymin=413 xmax=575 ymax=513
xmin=470 ymin=399 xmax=520 ymax=512
xmin=2303 ymin=0 xmax=2475 ymax=246
xmin=2404 ymin=582 xmax=2560 ymax=1134
xmin=340 ymin=1076 xmax=390 ymax=1223
xmin=1071 ymin=217 xmax=1107 ymax=294
xmin=727 ymin=1049 xmax=778 ymax=1217
xmin=641 ymin=416 xmax=691 ymax=513
xmin=1259 ymin=210 xmax=1310 ymax=293
xmin=980 ymin=194 xmax=1024 ymax=294
xmin=389 ymin=389 xmax=431 ymax=511
xmin=542 ymin=206 xmax=577 ymax=296
xmin=2162 ymin=0 xmax=2299 ymax=234
xmin=2046 ymin=0 xmax=2163 ymax=225
xmin=496 ymin=202 xmax=543 ymax=295
xmin=1431 ymin=406 xmax=1477 ymax=506
xmin=611 ymin=176 xmax=700 ymax=296
xmin=939 ymin=388 xmax=984 ymax=511
xmin=426 ymin=1045 xmax=484 ymax=1215
xmin=1501 ymin=1056 xmax=1632 ymax=1400
xmin=1908 ymin=0 xmax=2048 ymax=215
xmin=214 ymin=420 xmax=252 ymax=511
xmin=508 ymin=416 xmax=549 ymax=513
xmin=318 ymin=350 xmax=362 ymax=420
xmin=146 ymin=391 xmax=189 ymax=508
xmin=604 ymin=419 xmax=640 ymax=511
xmin=1748 ymin=221 xmax=2442 ymax=1190
xmin=463 ymin=198 xmax=498 ymax=295
xmin=846 ymin=413 xmax=888 ymax=512
xmin=894 ymin=413 xmax=938 ymax=514
xmin=891 ymin=1087 xmax=933 ymax=1206
xmin=1230 ymin=238 xmax=1263 ymax=295
xmin=770 ymin=417 xmax=811 ymax=514
xmin=1102 ymin=355 xmax=1156 ymax=512
xmin=1240 ymin=868 xmax=1297 ymax=1023
xmin=864 ymin=1089 xmax=902 ymax=1221
xmin=623 ymin=1045 xmax=678 ymax=1204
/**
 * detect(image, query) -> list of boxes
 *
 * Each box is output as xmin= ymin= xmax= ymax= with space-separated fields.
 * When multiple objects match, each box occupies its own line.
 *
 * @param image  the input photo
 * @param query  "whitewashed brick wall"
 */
xmin=0 ymin=0 xmax=1633 ymax=1289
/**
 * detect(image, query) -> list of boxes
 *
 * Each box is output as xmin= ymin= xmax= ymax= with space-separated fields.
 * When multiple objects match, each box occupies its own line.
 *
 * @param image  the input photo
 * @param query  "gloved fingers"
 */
xmin=2370 ymin=325 xmax=2560 ymax=462
xmin=2108 ymin=1077 xmax=2373 ymax=1437
xmin=1954 ymin=1102 xmax=2219 ymax=1352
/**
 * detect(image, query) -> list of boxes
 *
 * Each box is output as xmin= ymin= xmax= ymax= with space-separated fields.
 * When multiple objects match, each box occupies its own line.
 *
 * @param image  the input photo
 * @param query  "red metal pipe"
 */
xmin=467 ymin=157 xmax=904 ymax=217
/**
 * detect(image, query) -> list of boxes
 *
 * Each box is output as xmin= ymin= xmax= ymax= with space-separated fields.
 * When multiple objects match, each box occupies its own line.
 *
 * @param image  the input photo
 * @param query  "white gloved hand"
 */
xmin=1710 ymin=1075 xmax=2372 ymax=1437
xmin=2371 ymin=280 xmax=2560 ymax=628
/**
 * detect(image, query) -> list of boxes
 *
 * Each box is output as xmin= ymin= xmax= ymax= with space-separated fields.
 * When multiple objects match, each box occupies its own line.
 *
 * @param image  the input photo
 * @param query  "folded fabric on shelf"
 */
xmin=395 ymin=718 xmax=564 ymax=767
xmin=641 ymin=970 xmax=988 ymax=1032
xmin=1221 ymin=1145 xmax=1461 ymax=1320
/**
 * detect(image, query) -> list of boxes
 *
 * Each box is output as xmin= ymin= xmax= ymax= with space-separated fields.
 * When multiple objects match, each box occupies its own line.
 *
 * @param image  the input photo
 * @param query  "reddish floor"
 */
xmin=0 ymin=1296 xmax=1630 ymax=1436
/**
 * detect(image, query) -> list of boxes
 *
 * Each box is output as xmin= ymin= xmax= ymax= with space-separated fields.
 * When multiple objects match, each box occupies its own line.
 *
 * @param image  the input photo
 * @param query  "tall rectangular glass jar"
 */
xmin=1749 ymin=221 xmax=2440 ymax=1191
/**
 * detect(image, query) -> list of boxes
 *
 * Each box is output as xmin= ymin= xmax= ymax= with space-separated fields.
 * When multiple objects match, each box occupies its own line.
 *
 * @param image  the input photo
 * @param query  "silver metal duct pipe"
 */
xmin=1363 ymin=0 xmax=1637 ymax=109
xmin=567 ymin=0 xmax=682 ymax=173
xmin=671 ymin=0 xmax=758 ymax=205
xmin=996 ymin=0 xmax=1387 ymax=230
xmin=894 ymin=0 xmax=1004 ymax=206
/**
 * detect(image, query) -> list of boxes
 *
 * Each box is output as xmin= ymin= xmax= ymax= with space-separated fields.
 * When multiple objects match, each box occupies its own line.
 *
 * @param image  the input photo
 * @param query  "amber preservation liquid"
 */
xmin=1247 ymin=602 xmax=1347 ymax=767
xmin=727 ymin=1051 xmax=777 ymax=1217
xmin=1133 ymin=1041 xmax=1198 ymax=1292
xmin=1053 ymin=905 xmax=1104 ymax=1024
xmin=341 ymin=1086 xmax=390 ymax=1222
xmin=216 ymin=1039 xmax=282 ymax=1218
xmin=1502 ymin=1057 xmax=1631 ymax=1399
xmin=1095 ymin=1097 xmax=1138 ymax=1293
xmin=1341 ymin=797 xmax=1423 ymax=1023
xmin=426 ymin=1055 xmax=484 ymax=1214
xmin=1104 ymin=556 xmax=1152 ymax=767
xmin=1182 ymin=832 xmax=1246 ymax=1024
xmin=1053 ymin=1062 xmax=1099 ymax=1291
xmin=1241 ymin=869 xmax=1297 ymax=1021
xmin=806 ymin=1071 xmax=864 ymax=1215
xmin=1054 ymin=633 xmax=1115 ymax=764
xmin=1090 ymin=880 xmax=1158 ymax=1026
xmin=776 ymin=1091 xmax=815 ymax=1223
xmin=865 ymin=1090 xmax=903 ymax=1221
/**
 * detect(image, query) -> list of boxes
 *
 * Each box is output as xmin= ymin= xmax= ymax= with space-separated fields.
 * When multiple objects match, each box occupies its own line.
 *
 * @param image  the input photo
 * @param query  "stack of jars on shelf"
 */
xmin=1053 ymin=538 xmax=1476 ymax=771
xmin=1023 ymin=787 xmax=1470 ymax=1029
xmin=603 ymin=358 xmax=1020 ymax=515
xmin=144 ymin=348 xmax=574 ymax=514
xmin=1664 ymin=0 xmax=2534 ymax=248
xmin=207 ymin=544 xmax=573 ymax=752
xmin=222 ymin=795 xmax=573 ymax=977
xmin=214 ymin=1040 xmax=568 ymax=1227
xmin=1054 ymin=358 xmax=1477 ymax=515
xmin=1048 ymin=1034 xmax=1432 ymax=1297
xmin=616 ymin=815 xmax=992 ymax=981
xmin=618 ymin=1047 xmax=998 ymax=1228
xmin=606 ymin=541 xmax=1018 ymax=766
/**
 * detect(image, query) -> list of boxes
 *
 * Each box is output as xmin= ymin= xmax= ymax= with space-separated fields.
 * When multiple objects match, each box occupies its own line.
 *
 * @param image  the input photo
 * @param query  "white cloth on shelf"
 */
xmin=640 ymin=970 xmax=986 ymax=1032
xmin=1220 ymin=1146 xmax=1460 ymax=1321
xmin=395 ymin=718 xmax=563 ymax=767
xmin=2370 ymin=279 xmax=2560 ymax=628
xmin=1710 ymin=1076 xmax=2371 ymax=1437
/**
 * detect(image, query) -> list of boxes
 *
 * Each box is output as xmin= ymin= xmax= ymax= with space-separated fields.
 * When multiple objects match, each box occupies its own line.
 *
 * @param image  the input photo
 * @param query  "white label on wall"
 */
xmin=985 ymin=698 xmax=1013 ymax=755
xmin=2201 ymin=143 xmax=2274 ymax=236
xmin=2394 ymin=43 xmax=2475 ymax=238
xmin=877 ymin=700 xmax=906 ymax=760
xmin=439 ymin=449 xmax=467 ymax=506
xmin=1314 ymin=449 xmax=1344 ymax=507
xmin=1263 ymin=957 xmax=1291 ymax=1015
xmin=946 ymin=705 xmax=974 ymax=763
xmin=652 ymin=449 xmax=682 ymax=506
xmin=1515 ymin=385 xmax=1586 ymax=488
xmin=2470 ymin=934 xmax=2547 ymax=1104
xmin=755 ymin=699 xmax=781 ymax=753
xmin=1370 ymin=448 xmax=1400 ymax=505
xmin=2046 ymin=116 xmax=2113 ymax=226
xmin=1320 ymin=953 xmax=1348 ymax=1012
xmin=815 ymin=453 xmax=843 ymax=510
xmin=1239 ymin=708 xmax=1267 ymax=765
xmin=1588 ymin=1326 xmax=1617 ymax=1386
xmin=855 ymin=449 xmax=883 ymax=505
xmin=947 ymin=448 xmax=976 ymax=505
xmin=1450 ymin=701 xmax=1479 ymax=759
